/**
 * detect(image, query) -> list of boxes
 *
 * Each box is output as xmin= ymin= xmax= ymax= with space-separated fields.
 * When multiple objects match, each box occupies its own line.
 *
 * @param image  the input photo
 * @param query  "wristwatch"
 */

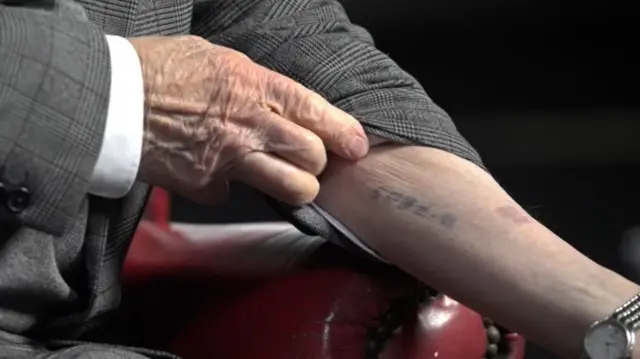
xmin=584 ymin=294 xmax=640 ymax=359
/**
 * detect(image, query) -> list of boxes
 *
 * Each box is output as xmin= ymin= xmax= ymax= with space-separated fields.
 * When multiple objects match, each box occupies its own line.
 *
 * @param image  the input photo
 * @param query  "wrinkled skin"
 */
xmin=129 ymin=36 xmax=369 ymax=205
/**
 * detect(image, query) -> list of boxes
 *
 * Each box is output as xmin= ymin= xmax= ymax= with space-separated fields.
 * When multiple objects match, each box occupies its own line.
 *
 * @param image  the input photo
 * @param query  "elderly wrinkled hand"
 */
xmin=128 ymin=35 xmax=369 ymax=205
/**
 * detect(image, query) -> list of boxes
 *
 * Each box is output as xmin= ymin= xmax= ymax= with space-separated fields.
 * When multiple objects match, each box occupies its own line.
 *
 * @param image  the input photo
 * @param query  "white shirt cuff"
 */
xmin=89 ymin=35 xmax=144 ymax=199
xmin=310 ymin=202 xmax=388 ymax=263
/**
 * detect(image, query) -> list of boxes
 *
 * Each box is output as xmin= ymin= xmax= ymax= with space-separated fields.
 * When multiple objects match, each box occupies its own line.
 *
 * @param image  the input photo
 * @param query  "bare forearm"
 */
xmin=316 ymin=144 xmax=639 ymax=358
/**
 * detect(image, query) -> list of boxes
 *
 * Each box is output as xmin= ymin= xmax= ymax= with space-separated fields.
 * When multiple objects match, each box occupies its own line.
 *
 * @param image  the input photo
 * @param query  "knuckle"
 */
xmin=307 ymin=91 xmax=326 ymax=109
xmin=306 ymin=136 xmax=327 ymax=175
xmin=271 ymin=75 xmax=297 ymax=95
xmin=305 ymin=94 xmax=325 ymax=120
xmin=273 ymin=75 xmax=309 ymax=98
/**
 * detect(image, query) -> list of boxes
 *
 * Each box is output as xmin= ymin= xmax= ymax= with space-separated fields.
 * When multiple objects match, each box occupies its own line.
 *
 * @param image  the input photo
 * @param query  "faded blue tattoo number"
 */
xmin=370 ymin=187 xmax=456 ymax=229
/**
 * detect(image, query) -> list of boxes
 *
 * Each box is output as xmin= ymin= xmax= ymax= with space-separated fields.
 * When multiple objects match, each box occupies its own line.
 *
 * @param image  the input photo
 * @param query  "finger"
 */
xmin=266 ymin=75 xmax=369 ymax=160
xmin=232 ymin=151 xmax=320 ymax=205
xmin=260 ymin=111 xmax=327 ymax=176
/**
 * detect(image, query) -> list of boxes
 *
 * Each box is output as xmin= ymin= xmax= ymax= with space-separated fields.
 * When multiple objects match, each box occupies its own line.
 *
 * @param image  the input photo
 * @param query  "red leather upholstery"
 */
xmin=121 ymin=188 xmax=525 ymax=359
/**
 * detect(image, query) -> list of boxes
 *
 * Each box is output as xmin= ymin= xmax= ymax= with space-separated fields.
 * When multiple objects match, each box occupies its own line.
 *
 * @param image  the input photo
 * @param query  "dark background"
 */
xmin=172 ymin=1 xmax=640 ymax=358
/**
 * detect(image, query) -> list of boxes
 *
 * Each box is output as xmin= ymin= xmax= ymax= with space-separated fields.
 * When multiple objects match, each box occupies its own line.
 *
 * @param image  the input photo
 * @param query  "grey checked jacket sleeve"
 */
xmin=191 ymin=0 xmax=485 ymax=254
xmin=0 ymin=1 xmax=111 ymax=235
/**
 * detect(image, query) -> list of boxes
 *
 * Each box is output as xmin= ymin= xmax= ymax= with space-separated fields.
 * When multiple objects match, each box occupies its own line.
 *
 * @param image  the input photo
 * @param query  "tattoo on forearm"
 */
xmin=370 ymin=187 xmax=458 ymax=229
xmin=495 ymin=205 xmax=531 ymax=225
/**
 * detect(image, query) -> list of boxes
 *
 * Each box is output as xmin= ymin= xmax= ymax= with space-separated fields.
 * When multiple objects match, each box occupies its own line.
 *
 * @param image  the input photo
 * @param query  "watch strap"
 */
xmin=614 ymin=294 xmax=640 ymax=330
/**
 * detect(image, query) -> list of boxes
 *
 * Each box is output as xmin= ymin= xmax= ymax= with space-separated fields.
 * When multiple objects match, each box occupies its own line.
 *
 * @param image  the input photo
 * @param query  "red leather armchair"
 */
xmin=119 ymin=189 xmax=525 ymax=359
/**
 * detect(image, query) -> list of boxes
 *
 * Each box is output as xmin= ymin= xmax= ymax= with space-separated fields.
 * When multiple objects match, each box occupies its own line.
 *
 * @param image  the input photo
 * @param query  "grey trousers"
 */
xmin=0 ymin=330 xmax=179 ymax=359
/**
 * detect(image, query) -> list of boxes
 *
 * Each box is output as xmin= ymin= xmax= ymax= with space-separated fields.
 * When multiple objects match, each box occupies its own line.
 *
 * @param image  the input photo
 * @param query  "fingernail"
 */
xmin=347 ymin=136 xmax=369 ymax=158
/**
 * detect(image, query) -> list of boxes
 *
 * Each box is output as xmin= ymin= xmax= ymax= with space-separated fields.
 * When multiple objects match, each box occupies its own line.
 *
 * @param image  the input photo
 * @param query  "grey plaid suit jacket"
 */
xmin=0 ymin=0 xmax=483 ymax=351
